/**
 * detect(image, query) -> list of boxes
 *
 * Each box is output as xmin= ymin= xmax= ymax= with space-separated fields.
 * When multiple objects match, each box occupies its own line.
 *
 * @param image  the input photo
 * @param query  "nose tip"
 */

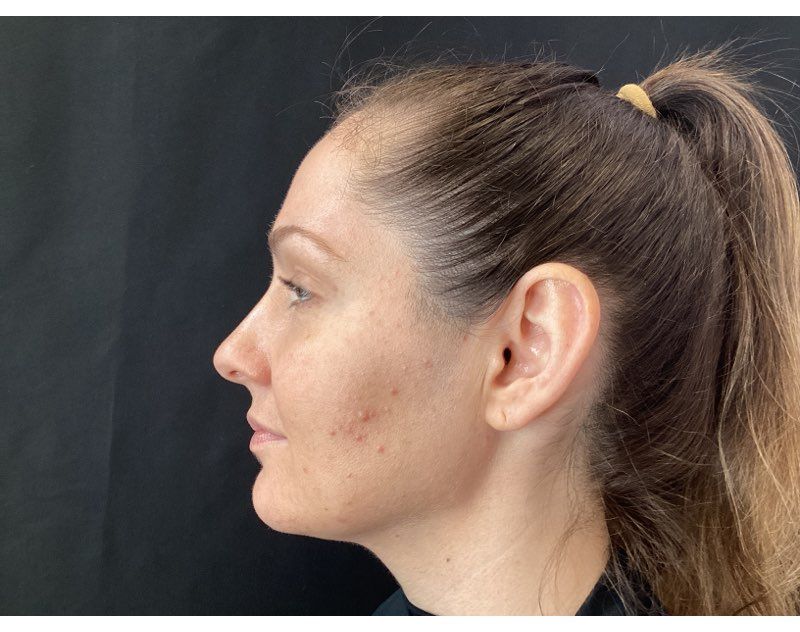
xmin=213 ymin=340 xmax=243 ymax=383
xmin=213 ymin=303 xmax=271 ymax=386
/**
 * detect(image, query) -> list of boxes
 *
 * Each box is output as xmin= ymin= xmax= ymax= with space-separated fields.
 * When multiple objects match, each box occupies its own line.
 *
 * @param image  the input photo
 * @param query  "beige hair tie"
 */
xmin=616 ymin=83 xmax=658 ymax=119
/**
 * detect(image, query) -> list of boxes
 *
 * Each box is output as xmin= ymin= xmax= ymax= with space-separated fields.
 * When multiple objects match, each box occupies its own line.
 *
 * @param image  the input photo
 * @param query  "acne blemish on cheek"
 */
xmin=355 ymin=434 xmax=364 ymax=442
xmin=377 ymin=445 xmax=385 ymax=453
xmin=302 ymin=466 xmax=308 ymax=474
xmin=329 ymin=429 xmax=337 ymax=436
xmin=390 ymin=386 xmax=399 ymax=396
xmin=357 ymin=408 xmax=378 ymax=422
xmin=423 ymin=358 xmax=432 ymax=368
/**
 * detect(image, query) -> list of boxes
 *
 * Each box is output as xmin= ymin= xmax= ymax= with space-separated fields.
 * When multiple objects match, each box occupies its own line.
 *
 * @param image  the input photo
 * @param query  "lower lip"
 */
xmin=250 ymin=431 xmax=287 ymax=449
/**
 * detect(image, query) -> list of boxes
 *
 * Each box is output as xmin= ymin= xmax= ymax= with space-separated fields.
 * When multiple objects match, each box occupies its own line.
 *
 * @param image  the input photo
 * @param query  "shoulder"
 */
xmin=372 ymin=587 xmax=408 ymax=615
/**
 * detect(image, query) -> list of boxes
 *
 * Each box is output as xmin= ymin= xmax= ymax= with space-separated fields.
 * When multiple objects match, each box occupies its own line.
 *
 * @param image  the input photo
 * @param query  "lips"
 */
xmin=246 ymin=412 xmax=286 ymax=439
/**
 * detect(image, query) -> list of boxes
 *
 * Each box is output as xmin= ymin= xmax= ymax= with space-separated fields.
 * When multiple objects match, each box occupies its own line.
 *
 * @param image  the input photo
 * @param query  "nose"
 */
xmin=213 ymin=331 xmax=244 ymax=385
xmin=213 ymin=318 xmax=267 ymax=387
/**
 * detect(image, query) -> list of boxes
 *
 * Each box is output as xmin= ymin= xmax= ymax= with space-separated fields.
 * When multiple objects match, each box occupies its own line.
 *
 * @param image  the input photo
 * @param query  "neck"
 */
xmin=354 ymin=439 xmax=611 ymax=616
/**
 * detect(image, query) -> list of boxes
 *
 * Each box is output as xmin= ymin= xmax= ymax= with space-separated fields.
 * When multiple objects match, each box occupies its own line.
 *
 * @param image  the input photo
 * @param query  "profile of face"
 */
xmin=212 ymin=121 xmax=601 ymax=550
xmin=212 ymin=125 xmax=496 ymax=543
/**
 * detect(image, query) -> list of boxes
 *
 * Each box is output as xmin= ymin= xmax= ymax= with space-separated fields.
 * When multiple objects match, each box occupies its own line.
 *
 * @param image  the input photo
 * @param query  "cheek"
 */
xmin=274 ymin=323 xmax=413 ymax=462
xmin=259 ymin=319 xmax=427 ymax=533
xmin=260 ymin=311 xmax=484 ymax=539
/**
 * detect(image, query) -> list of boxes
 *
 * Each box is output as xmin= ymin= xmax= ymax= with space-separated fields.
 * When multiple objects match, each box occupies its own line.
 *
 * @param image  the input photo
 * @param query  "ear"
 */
xmin=482 ymin=263 xmax=601 ymax=434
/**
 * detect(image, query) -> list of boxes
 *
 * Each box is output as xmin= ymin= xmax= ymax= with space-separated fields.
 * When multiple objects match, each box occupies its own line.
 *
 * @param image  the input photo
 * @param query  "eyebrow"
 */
xmin=267 ymin=223 xmax=348 ymax=263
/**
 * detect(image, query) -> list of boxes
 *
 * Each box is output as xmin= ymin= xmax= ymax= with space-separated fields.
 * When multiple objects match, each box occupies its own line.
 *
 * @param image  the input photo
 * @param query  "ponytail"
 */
xmin=636 ymin=43 xmax=800 ymax=615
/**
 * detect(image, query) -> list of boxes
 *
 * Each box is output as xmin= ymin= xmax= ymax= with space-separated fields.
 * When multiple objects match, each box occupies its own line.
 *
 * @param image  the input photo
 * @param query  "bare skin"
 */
xmin=213 ymin=121 xmax=611 ymax=615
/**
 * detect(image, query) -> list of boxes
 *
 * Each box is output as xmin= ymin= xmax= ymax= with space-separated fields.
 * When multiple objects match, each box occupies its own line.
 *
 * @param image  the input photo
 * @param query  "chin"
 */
xmin=251 ymin=474 xmax=297 ymax=534
xmin=251 ymin=483 xmax=354 ymax=541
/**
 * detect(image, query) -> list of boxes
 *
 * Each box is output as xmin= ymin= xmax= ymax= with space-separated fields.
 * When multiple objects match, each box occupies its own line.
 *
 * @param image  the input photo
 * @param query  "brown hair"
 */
xmin=325 ymin=39 xmax=800 ymax=615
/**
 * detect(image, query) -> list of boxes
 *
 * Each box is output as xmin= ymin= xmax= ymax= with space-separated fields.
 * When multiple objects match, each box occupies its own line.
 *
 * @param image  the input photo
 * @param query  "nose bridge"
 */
xmin=213 ymin=304 xmax=268 ymax=384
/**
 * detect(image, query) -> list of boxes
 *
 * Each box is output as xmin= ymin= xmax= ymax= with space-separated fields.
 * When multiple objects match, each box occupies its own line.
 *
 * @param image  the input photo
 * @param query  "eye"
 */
xmin=278 ymin=276 xmax=312 ymax=307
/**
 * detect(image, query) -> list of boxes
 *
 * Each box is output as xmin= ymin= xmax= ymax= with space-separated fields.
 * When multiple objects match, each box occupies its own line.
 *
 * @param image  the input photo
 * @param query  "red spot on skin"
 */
xmin=377 ymin=445 xmax=385 ymax=453
xmin=390 ymin=386 xmax=399 ymax=396
xmin=357 ymin=408 xmax=378 ymax=422
xmin=423 ymin=358 xmax=432 ymax=368
xmin=463 ymin=334 xmax=468 ymax=341
xmin=355 ymin=435 xmax=364 ymax=442
xmin=302 ymin=466 xmax=308 ymax=474
xmin=329 ymin=429 xmax=337 ymax=436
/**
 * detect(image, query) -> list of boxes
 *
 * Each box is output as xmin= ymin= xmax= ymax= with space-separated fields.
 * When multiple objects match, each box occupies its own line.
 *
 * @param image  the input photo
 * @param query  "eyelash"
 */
xmin=278 ymin=276 xmax=312 ymax=307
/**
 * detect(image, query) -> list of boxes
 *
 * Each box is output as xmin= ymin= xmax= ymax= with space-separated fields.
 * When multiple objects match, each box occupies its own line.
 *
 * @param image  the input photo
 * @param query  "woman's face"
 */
xmin=212 ymin=128 xmax=495 ymax=543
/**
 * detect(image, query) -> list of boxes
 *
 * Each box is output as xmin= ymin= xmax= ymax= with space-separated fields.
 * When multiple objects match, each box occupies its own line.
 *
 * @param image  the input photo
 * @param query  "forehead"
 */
xmin=272 ymin=131 xmax=365 ymax=252
xmin=273 ymin=133 xmax=402 ymax=268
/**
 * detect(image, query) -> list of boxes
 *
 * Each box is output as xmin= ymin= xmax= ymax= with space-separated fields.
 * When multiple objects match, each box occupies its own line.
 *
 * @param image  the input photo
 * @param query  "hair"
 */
xmin=323 ymin=39 xmax=800 ymax=615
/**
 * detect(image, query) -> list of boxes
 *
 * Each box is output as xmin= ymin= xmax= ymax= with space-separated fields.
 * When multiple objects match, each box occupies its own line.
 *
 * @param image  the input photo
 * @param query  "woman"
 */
xmin=213 ymin=41 xmax=800 ymax=615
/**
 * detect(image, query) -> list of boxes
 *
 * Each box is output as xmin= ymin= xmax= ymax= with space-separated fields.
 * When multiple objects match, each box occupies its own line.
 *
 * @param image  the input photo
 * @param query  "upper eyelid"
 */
xmin=278 ymin=276 xmax=312 ymax=303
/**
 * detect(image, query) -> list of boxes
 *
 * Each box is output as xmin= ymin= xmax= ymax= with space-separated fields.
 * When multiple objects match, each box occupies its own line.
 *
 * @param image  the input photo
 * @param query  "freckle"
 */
xmin=446 ymin=557 xmax=451 ymax=562
xmin=395 ymin=533 xmax=400 ymax=538
xmin=423 ymin=358 xmax=432 ymax=368
xmin=377 ymin=445 xmax=385 ymax=453
xmin=347 ymin=473 xmax=353 ymax=478
xmin=323 ymin=507 xmax=329 ymax=511
xmin=390 ymin=386 xmax=399 ymax=396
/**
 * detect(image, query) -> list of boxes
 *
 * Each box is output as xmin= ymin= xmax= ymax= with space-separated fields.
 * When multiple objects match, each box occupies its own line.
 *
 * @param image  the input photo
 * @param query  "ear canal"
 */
xmin=503 ymin=347 xmax=511 ymax=365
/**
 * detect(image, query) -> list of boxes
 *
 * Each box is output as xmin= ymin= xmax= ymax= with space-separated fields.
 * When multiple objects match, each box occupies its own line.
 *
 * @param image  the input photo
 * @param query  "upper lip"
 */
xmin=246 ymin=412 xmax=286 ymax=438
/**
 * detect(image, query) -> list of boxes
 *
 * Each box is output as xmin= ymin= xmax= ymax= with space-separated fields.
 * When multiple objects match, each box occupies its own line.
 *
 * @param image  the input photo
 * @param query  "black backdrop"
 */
xmin=2 ymin=16 xmax=799 ymax=615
